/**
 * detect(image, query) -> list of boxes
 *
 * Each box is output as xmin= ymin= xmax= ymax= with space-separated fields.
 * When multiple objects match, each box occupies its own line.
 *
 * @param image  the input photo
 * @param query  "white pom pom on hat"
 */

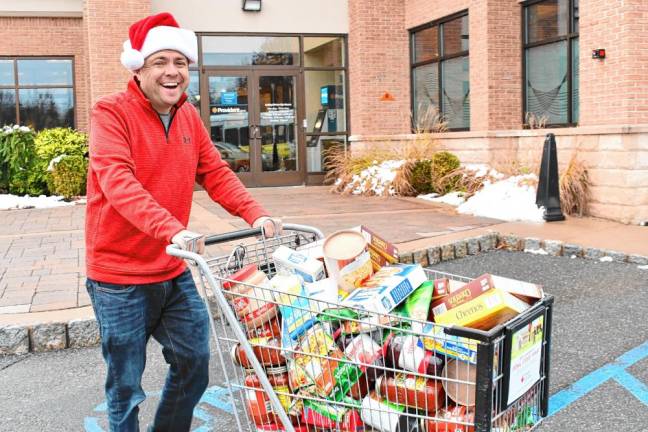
xmin=120 ymin=12 xmax=197 ymax=71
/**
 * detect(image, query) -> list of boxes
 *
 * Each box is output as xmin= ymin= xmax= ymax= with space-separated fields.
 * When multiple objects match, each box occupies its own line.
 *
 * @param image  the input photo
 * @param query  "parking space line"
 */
xmin=549 ymin=340 xmax=648 ymax=416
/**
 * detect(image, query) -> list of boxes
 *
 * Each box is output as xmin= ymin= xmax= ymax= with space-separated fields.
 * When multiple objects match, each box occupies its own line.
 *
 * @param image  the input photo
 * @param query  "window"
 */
xmin=0 ymin=58 xmax=75 ymax=129
xmin=410 ymin=13 xmax=469 ymax=131
xmin=523 ymin=0 xmax=579 ymax=125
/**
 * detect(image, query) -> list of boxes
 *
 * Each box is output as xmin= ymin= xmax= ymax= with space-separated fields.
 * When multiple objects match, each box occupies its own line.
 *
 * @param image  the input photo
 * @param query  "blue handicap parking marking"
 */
xmin=84 ymin=385 xmax=234 ymax=432
xmin=549 ymin=340 xmax=648 ymax=416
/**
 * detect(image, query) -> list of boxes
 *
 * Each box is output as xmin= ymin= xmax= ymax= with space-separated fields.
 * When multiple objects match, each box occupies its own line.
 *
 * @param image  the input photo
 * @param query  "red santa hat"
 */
xmin=120 ymin=12 xmax=198 ymax=71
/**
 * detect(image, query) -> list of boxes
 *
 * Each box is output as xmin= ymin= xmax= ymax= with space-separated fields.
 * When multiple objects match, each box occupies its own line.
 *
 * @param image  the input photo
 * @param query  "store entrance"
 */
xmin=201 ymin=69 xmax=303 ymax=187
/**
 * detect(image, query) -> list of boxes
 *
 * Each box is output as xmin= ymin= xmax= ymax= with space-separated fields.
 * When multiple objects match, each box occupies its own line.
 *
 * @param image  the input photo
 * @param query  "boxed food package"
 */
xmin=342 ymin=264 xmax=427 ymax=314
xmin=420 ymin=323 xmax=478 ymax=364
xmin=431 ymin=274 xmax=494 ymax=317
xmin=490 ymin=274 xmax=543 ymax=302
xmin=351 ymin=225 xmax=399 ymax=271
xmin=272 ymin=245 xmax=326 ymax=283
xmin=434 ymin=288 xmax=530 ymax=330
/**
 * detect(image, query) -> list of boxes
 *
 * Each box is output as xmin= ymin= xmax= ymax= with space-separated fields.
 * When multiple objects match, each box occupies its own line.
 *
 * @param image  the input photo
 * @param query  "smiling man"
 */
xmin=85 ymin=12 xmax=280 ymax=432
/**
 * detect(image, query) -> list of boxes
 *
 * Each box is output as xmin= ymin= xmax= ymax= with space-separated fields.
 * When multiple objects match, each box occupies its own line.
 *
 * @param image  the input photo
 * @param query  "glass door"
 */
xmin=203 ymin=70 xmax=303 ymax=187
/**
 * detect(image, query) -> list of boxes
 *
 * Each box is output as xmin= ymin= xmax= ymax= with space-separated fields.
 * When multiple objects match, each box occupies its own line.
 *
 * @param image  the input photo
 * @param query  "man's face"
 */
xmin=136 ymin=50 xmax=190 ymax=114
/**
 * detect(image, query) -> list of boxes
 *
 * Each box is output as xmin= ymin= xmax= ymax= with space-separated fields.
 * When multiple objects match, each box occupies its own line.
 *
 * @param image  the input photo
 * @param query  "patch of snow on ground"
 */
xmin=456 ymin=174 xmax=544 ymax=222
xmin=525 ymin=248 xmax=549 ymax=255
xmin=599 ymin=256 xmax=614 ymax=262
xmin=418 ymin=192 xmax=466 ymax=206
xmin=637 ymin=265 xmax=648 ymax=270
xmin=347 ymin=160 xmax=404 ymax=196
xmin=0 ymin=194 xmax=78 ymax=210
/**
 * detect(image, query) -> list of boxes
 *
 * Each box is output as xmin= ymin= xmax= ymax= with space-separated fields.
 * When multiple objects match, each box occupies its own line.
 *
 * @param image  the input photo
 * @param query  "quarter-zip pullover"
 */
xmin=85 ymin=78 xmax=268 ymax=284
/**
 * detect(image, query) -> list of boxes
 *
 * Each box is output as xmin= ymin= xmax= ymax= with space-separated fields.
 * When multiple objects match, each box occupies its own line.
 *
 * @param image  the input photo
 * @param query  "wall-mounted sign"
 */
xmin=220 ymin=91 xmax=238 ymax=105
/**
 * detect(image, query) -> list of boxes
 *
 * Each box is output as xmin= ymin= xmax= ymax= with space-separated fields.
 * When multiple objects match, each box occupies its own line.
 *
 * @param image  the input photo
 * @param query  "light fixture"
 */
xmin=242 ymin=0 xmax=262 ymax=12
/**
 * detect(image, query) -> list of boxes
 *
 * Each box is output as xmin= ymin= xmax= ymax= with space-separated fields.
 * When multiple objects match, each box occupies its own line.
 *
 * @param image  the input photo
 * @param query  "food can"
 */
xmin=323 ymin=229 xmax=374 ymax=294
xmin=441 ymin=359 xmax=477 ymax=406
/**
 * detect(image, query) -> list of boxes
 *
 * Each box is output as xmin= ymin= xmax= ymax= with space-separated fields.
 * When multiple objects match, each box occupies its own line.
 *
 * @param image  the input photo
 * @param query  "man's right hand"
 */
xmin=171 ymin=230 xmax=205 ymax=254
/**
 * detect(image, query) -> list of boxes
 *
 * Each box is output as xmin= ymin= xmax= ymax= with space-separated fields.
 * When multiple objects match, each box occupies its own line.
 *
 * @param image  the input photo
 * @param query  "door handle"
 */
xmin=250 ymin=125 xmax=261 ymax=140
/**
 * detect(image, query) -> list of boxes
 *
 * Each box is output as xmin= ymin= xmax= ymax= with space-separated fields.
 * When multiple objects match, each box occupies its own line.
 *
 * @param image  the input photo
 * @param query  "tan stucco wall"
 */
xmin=0 ymin=0 xmax=82 ymax=16
xmin=349 ymin=126 xmax=648 ymax=225
xmin=152 ymin=0 xmax=348 ymax=33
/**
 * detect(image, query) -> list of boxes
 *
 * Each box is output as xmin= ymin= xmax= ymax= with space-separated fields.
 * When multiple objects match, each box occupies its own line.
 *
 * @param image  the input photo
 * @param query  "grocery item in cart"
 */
xmin=420 ymin=323 xmax=478 ymax=364
xmin=395 ymin=280 xmax=434 ymax=331
xmin=360 ymin=392 xmax=422 ymax=432
xmin=231 ymin=337 xmax=286 ymax=368
xmin=431 ymin=278 xmax=450 ymax=300
xmin=294 ymin=324 xmax=363 ymax=400
xmin=384 ymin=334 xmax=443 ymax=376
xmin=430 ymin=274 xmax=494 ymax=318
xmin=244 ymin=366 xmax=293 ymax=425
xmin=323 ymin=229 xmax=374 ymax=294
xmin=302 ymin=397 xmax=363 ymax=431
xmin=422 ymin=406 xmax=475 ymax=432
xmin=342 ymin=264 xmax=427 ymax=314
xmin=222 ymin=264 xmax=277 ymax=329
xmin=247 ymin=316 xmax=282 ymax=340
xmin=351 ymin=225 xmax=400 ymax=271
xmin=442 ymin=359 xmax=477 ymax=406
xmin=434 ymin=288 xmax=530 ymax=330
xmin=272 ymin=245 xmax=326 ymax=283
xmin=488 ymin=274 xmax=543 ymax=302
xmin=339 ymin=332 xmax=385 ymax=394
xmin=376 ymin=373 xmax=445 ymax=413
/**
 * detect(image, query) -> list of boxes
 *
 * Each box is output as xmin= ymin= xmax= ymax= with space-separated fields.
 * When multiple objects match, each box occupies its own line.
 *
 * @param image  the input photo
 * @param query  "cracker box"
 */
xmin=431 ymin=274 xmax=493 ymax=317
xmin=342 ymin=264 xmax=427 ymax=314
xmin=272 ymin=245 xmax=326 ymax=283
xmin=434 ymin=288 xmax=530 ymax=331
xmin=420 ymin=323 xmax=478 ymax=364
xmin=490 ymin=274 xmax=543 ymax=302
xmin=351 ymin=225 xmax=399 ymax=271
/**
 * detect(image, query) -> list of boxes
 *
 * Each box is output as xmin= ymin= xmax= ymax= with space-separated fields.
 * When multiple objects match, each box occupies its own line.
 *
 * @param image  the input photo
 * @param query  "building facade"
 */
xmin=1 ymin=0 xmax=646 ymax=223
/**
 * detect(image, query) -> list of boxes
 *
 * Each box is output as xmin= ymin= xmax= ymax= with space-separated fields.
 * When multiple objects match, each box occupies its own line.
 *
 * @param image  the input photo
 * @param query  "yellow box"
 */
xmin=434 ymin=288 xmax=530 ymax=331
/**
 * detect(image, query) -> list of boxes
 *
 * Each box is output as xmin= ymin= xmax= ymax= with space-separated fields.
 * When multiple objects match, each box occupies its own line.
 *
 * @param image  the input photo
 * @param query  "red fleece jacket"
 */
xmin=85 ymin=79 xmax=268 ymax=284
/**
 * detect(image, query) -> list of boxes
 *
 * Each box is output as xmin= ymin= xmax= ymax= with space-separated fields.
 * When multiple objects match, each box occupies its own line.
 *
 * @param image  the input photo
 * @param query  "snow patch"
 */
xmin=599 ymin=256 xmax=614 ymax=262
xmin=524 ymin=248 xmax=549 ymax=255
xmin=418 ymin=192 xmax=466 ymax=206
xmin=0 ymin=194 xmax=79 ymax=210
xmin=638 ymin=265 xmax=648 ymax=270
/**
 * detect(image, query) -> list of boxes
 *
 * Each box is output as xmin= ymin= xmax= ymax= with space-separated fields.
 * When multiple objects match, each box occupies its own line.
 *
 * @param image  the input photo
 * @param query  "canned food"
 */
xmin=376 ymin=373 xmax=445 ymax=413
xmin=360 ymin=392 xmax=422 ymax=432
xmin=323 ymin=230 xmax=373 ymax=294
xmin=231 ymin=337 xmax=286 ymax=368
xmin=244 ymin=365 xmax=292 ymax=425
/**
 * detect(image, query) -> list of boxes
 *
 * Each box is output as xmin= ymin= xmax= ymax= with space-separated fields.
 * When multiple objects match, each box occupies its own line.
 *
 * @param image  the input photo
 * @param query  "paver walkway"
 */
xmin=1 ymin=185 xmax=647 ymax=326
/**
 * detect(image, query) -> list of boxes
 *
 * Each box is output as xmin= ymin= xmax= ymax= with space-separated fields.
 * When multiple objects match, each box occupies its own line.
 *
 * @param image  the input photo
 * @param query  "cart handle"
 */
xmin=204 ymin=223 xmax=324 ymax=245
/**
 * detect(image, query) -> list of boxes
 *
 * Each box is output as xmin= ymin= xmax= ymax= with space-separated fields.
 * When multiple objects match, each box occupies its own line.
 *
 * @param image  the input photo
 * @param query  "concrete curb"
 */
xmin=1 ymin=233 xmax=647 ymax=355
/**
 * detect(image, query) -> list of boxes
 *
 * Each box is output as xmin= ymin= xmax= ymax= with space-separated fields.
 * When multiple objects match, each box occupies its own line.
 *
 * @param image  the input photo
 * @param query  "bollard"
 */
xmin=535 ymin=133 xmax=565 ymax=222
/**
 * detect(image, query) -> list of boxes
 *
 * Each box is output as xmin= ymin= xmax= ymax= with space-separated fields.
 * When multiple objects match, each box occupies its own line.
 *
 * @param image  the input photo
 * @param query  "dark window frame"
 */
xmin=522 ymin=0 xmax=579 ymax=127
xmin=0 ymin=56 xmax=76 ymax=129
xmin=410 ymin=10 xmax=470 ymax=132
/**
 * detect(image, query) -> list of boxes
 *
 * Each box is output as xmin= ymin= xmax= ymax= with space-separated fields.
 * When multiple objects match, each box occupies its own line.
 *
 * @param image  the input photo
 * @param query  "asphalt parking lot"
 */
xmin=1 ymin=250 xmax=647 ymax=431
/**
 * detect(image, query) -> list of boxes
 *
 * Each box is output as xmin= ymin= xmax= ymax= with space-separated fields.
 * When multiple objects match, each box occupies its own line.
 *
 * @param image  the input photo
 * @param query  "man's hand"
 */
xmin=171 ymin=230 xmax=205 ymax=254
xmin=252 ymin=216 xmax=283 ymax=237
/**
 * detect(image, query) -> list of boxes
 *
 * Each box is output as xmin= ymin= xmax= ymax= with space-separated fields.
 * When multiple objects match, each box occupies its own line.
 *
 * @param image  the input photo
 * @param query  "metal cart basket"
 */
xmin=167 ymin=224 xmax=554 ymax=432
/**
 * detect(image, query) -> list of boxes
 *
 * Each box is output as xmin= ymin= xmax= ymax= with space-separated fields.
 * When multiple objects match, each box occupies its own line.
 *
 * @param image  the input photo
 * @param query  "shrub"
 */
xmin=49 ymin=155 xmax=88 ymax=199
xmin=560 ymin=153 xmax=589 ymax=216
xmin=409 ymin=159 xmax=434 ymax=194
xmin=0 ymin=125 xmax=37 ymax=194
xmin=33 ymin=128 xmax=88 ymax=195
xmin=430 ymin=151 xmax=461 ymax=194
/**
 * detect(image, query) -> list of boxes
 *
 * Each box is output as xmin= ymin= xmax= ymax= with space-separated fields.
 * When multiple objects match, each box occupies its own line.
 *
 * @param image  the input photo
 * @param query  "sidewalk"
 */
xmin=1 ymin=186 xmax=647 ymax=330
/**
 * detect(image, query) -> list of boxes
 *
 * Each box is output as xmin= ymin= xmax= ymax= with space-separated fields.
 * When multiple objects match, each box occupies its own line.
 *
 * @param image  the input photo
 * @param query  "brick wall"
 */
xmin=580 ymin=0 xmax=648 ymax=126
xmin=348 ymin=0 xmax=410 ymax=135
xmin=84 ymin=0 xmax=151 ymax=106
xmin=0 ymin=17 xmax=89 ymax=131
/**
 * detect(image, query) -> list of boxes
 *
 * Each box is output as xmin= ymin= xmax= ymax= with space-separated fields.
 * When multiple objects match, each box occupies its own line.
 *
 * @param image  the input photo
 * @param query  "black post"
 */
xmin=536 ymin=133 xmax=565 ymax=221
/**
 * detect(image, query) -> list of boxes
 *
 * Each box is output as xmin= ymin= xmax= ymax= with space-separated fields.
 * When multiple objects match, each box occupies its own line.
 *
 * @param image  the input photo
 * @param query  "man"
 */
xmin=85 ymin=12 xmax=280 ymax=431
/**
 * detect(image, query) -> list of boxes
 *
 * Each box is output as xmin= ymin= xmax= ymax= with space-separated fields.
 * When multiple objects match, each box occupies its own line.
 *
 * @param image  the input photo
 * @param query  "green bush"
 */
xmin=50 ymin=155 xmax=88 ymax=199
xmin=410 ymin=159 xmax=434 ymax=194
xmin=35 ymin=128 xmax=88 ymax=194
xmin=0 ymin=125 xmax=37 ymax=194
xmin=430 ymin=151 xmax=461 ymax=194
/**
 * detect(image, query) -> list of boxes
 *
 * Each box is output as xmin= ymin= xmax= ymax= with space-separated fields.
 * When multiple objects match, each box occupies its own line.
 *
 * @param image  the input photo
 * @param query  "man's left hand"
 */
xmin=252 ymin=216 xmax=283 ymax=237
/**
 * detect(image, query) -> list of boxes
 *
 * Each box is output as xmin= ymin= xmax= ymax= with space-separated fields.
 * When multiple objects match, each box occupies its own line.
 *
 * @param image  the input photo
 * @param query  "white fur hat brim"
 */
xmin=120 ymin=25 xmax=198 ymax=71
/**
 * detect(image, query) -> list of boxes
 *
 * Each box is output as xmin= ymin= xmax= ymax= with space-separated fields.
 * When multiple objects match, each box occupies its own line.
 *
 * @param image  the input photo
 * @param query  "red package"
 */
xmin=424 ymin=406 xmax=475 ymax=432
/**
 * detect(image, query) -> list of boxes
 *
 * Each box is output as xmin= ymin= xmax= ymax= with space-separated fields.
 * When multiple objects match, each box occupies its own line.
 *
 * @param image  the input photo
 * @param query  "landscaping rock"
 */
xmin=628 ymin=255 xmax=648 ymax=265
xmin=584 ymin=248 xmax=605 ymax=260
xmin=544 ymin=240 xmax=563 ymax=256
xmin=563 ymin=243 xmax=583 ymax=257
xmin=30 ymin=322 xmax=67 ymax=352
xmin=67 ymin=319 xmax=100 ymax=348
xmin=604 ymin=250 xmax=627 ymax=263
xmin=413 ymin=249 xmax=429 ymax=267
xmin=499 ymin=234 xmax=522 ymax=251
xmin=399 ymin=253 xmax=414 ymax=264
xmin=0 ymin=326 xmax=29 ymax=355
xmin=523 ymin=238 xmax=542 ymax=251
xmin=454 ymin=241 xmax=467 ymax=259
xmin=466 ymin=238 xmax=480 ymax=255
xmin=478 ymin=233 xmax=497 ymax=251
xmin=427 ymin=246 xmax=441 ymax=265
xmin=441 ymin=244 xmax=455 ymax=261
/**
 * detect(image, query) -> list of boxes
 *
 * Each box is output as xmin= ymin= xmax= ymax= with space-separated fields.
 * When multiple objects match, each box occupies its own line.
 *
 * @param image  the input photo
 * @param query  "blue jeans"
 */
xmin=86 ymin=268 xmax=210 ymax=432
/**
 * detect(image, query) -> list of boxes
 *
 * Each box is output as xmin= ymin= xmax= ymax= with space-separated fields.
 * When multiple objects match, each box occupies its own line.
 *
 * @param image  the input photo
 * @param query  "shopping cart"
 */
xmin=167 ymin=224 xmax=554 ymax=432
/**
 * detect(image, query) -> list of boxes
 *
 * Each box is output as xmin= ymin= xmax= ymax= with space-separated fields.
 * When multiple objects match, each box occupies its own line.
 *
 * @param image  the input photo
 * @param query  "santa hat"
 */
xmin=120 ymin=12 xmax=197 ymax=71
